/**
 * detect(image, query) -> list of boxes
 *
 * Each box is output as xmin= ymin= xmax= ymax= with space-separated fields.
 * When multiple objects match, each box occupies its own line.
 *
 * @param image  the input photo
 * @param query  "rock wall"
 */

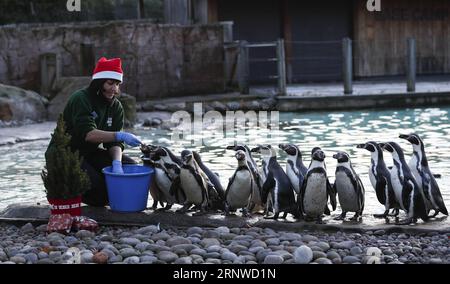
xmin=0 ymin=20 xmax=225 ymax=101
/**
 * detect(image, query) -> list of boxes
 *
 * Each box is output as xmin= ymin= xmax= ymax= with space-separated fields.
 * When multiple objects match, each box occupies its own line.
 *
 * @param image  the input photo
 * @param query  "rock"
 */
xmin=24 ymin=253 xmax=38 ymax=264
xmin=75 ymin=230 xmax=95 ymax=239
xmin=343 ymin=256 xmax=360 ymax=264
xmin=166 ymin=237 xmax=192 ymax=247
xmin=332 ymin=241 xmax=356 ymax=250
xmin=313 ymin=251 xmax=327 ymax=260
xmin=326 ymin=251 xmax=341 ymax=261
xmin=302 ymin=235 xmax=319 ymax=243
xmin=280 ymin=233 xmax=302 ymax=241
xmin=226 ymin=101 xmax=241 ymax=111
xmin=37 ymin=259 xmax=55 ymax=264
xmin=200 ymin=238 xmax=221 ymax=248
xmin=263 ymin=255 xmax=284 ymax=264
xmin=175 ymin=257 xmax=193 ymax=264
xmin=429 ymin=258 xmax=443 ymax=264
xmin=120 ymin=237 xmax=141 ymax=246
xmin=315 ymin=258 xmax=333 ymax=264
xmin=350 ymin=247 xmax=363 ymax=256
xmin=140 ymin=255 xmax=157 ymax=263
xmin=316 ymin=241 xmax=331 ymax=251
xmin=135 ymin=225 xmax=160 ymax=235
xmin=294 ymin=245 xmax=313 ymax=264
xmin=108 ymin=255 xmax=123 ymax=263
xmin=215 ymin=226 xmax=230 ymax=235
xmin=265 ymin=238 xmax=280 ymax=246
xmin=20 ymin=223 xmax=34 ymax=233
xmin=10 ymin=256 xmax=26 ymax=264
xmin=222 ymin=252 xmax=238 ymax=262
xmin=92 ymin=252 xmax=108 ymax=264
xmin=157 ymin=251 xmax=178 ymax=263
xmin=120 ymin=248 xmax=139 ymax=258
xmin=0 ymin=83 xmax=48 ymax=122
xmin=374 ymin=230 xmax=386 ymax=236
xmin=123 ymin=256 xmax=140 ymax=264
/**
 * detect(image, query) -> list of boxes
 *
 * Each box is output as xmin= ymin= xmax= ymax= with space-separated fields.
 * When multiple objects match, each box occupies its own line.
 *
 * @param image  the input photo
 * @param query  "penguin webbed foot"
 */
xmin=388 ymin=208 xmax=400 ymax=217
xmin=350 ymin=212 xmax=362 ymax=222
xmin=156 ymin=204 xmax=173 ymax=212
xmin=334 ymin=212 xmax=347 ymax=221
xmin=176 ymin=204 xmax=191 ymax=214
xmin=315 ymin=216 xmax=326 ymax=224
xmin=430 ymin=210 xmax=440 ymax=218
xmin=373 ymin=210 xmax=389 ymax=219
xmin=396 ymin=217 xmax=414 ymax=225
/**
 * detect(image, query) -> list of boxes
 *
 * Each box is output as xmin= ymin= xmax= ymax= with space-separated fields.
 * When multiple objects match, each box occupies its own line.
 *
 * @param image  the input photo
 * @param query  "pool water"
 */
xmin=1 ymin=107 xmax=449 ymax=225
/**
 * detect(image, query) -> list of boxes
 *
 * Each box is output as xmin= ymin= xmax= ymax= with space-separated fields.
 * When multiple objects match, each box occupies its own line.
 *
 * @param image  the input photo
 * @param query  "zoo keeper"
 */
xmin=45 ymin=57 xmax=142 ymax=206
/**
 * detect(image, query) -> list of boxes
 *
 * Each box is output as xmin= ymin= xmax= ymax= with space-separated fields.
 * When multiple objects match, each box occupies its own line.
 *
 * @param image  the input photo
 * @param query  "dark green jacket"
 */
xmin=46 ymin=88 xmax=125 ymax=158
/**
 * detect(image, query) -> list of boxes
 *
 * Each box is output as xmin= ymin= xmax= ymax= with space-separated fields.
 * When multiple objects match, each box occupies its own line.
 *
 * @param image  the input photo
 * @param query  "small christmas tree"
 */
xmin=41 ymin=115 xmax=90 ymax=200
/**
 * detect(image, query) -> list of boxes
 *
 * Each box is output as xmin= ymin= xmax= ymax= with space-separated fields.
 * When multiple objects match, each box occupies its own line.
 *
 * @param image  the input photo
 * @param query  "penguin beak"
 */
xmin=356 ymin=143 xmax=366 ymax=149
xmin=399 ymin=134 xmax=410 ymax=140
xmin=278 ymin=144 xmax=287 ymax=150
xmin=378 ymin=143 xmax=385 ymax=148
xmin=332 ymin=153 xmax=339 ymax=159
xmin=183 ymin=154 xmax=192 ymax=163
xmin=313 ymin=150 xmax=325 ymax=161
xmin=226 ymin=145 xmax=236 ymax=150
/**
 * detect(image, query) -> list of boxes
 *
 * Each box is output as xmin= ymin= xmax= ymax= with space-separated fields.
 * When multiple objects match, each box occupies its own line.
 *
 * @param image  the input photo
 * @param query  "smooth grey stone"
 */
xmin=139 ymin=255 xmax=157 ymax=263
xmin=123 ymin=256 xmax=140 ymax=264
xmin=157 ymin=251 xmax=178 ymax=263
xmin=222 ymin=252 xmax=238 ymax=262
xmin=108 ymin=255 xmax=123 ymax=263
xmin=350 ymin=247 xmax=363 ymax=256
xmin=166 ymin=237 xmax=192 ymax=247
xmin=10 ymin=256 xmax=26 ymax=264
xmin=343 ymin=256 xmax=360 ymax=264
xmin=294 ymin=245 xmax=313 ymax=264
xmin=120 ymin=248 xmax=139 ymax=258
xmin=263 ymin=255 xmax=284 ymax=264
xmin=175 ymin=257 xmax=193 ymax=264
xmin=315 ymin=258 xmax=333 ymax=264
xmin=313 ymin=251 xmax=327 ymax=260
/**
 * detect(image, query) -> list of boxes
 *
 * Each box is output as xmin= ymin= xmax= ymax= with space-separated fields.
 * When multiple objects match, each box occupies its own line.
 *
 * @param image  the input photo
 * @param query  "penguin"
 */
xmin=332 ymin=151 xmax=365 ymax=221
xmin=149 ymin=147 xmax=184 ymax=211
xmin=356 ymin=141 xmax=400 ymax=219
xmin=224 ymin=150 xmax=253 ymax=217
xmin=380 ymin=142 xmax=429 ymax=224
xmin=250 ymin=145 xmax=299 ymax=220
xmin=170 ymin=150 xmax=212 ymax=215
xmin=399 ymin=133 xmax=448 ymax=217
xmin=279 ymin=144 xmax=308 ymax=195
xmin=298 ymin=148 xmax=336 ymax=223
xmin=140 ymin=144 xmax=166 ymax=210
xmin=192 ymin=151 xmax=224 ymax=211
xmin=227 ymin=144 xmax=264 ymax=213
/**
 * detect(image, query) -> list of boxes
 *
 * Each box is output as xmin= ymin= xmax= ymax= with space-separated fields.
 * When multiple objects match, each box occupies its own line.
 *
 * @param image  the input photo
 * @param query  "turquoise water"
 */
xmin=0 ymin=107 xmax=449 ymax=224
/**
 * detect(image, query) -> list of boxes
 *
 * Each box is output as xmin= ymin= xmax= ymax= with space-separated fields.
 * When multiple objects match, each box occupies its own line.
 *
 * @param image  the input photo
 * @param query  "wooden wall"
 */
xmin=354 ymin=0 xmax=450 ymax=77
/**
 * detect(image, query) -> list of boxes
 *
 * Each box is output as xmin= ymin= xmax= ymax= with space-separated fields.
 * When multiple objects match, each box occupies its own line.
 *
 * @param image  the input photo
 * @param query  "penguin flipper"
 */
xmin=169 ymin=176 xmax=182 ymax=203
xmin=262 ymin=172 xmax=275 ymax=204
xmin=298 ymin=172 xmax=308 ymax=215
xmin=356 ymin=176 xmax=365 ymax=213
xmin=427 ymin=173 xmax=448 ymax=215
xmin=327 ymin=179 xmax=337 ymax=211
xmin=375 ymin=176 xmax=387 ymax=205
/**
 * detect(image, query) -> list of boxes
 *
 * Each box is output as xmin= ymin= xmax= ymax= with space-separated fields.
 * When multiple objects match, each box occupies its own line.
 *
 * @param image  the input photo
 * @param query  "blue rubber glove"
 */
xmin=115 ymin=131 xmax=142 ymax=147
xmin=112 ymin=160 xmax=124 ymax=174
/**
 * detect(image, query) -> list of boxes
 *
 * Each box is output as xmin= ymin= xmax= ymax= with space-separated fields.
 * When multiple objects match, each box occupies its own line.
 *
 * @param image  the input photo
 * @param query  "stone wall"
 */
xmin=0 ymin=20 xmax=225 ymax=101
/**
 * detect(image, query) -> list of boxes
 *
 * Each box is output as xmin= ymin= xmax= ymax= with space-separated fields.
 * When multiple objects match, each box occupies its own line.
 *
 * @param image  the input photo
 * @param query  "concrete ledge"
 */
xmin=276 ymin=92 xmax=450 ymax=112
xmin=1 ymin=204 xmax=448 ymax=235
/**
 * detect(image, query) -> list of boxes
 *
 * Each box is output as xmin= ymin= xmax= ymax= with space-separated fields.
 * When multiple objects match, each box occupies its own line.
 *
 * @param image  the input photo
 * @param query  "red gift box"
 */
xmin=72 ymin=216 xmax=99 ymax=232
xmin=47 ymin=213 xmax=73 ymax=233
xmin=48 ymin=196 xmax=82 ymax=216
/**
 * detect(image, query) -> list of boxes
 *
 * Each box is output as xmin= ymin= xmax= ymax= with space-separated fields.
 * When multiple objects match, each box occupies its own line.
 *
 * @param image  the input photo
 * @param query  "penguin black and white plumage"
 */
xmin=227 ymin=144 xmax=264 ymax=213
xmin=332 ymin=151 xmax=364 ymax=221
xmin=170 ymin=150 xmax=211 ymax=215
xmin=279 ymin=144 xmax=308 ymax=195
xmin=251 ymin=145 xmax=299 ymax=220
xmin=224 ymin=150 xmax=253 ymax=217
xmin=298 ymin=148 xmax=336 ymax=223
xmin=399 ymin=133 xmax=448 ymax=217
xmin=149 ymin=147 xmax=184 ymax=210
xmin=141 ymin=144 xmax=166 ymax=210
xmin=192 ymin=151 xmax=225 ymax=211
xmin=356 ymin=141 xmax=399 ymax=219
xmin=381 ymin=142 xmax=429 ymax=224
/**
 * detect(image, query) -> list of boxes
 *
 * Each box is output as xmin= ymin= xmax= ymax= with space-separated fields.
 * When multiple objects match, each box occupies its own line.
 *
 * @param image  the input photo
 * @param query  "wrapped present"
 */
xmin=72 ymin=216 xmax=98 ymax=232
xmin=47 ymin=213 xmax=73 ymax=234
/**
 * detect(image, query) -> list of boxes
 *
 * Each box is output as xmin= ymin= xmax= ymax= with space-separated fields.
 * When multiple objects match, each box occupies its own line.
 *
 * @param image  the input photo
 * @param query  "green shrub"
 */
xmin=41 ymin=115 xmax=90 ymax=199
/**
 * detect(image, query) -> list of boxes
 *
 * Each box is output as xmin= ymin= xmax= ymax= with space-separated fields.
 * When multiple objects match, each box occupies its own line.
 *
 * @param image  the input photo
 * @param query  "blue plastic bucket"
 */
xmin=102 ymin=165 xmax=154 ymax=212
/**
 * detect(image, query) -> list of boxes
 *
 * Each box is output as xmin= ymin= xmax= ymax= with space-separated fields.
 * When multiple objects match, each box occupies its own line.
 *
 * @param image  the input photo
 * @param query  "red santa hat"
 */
xmin=92 ymin=57 xmax=123 ymax=82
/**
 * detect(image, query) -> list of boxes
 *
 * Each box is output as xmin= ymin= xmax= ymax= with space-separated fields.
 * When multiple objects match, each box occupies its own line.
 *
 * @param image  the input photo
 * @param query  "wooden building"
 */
xmin=167 ymin=0 xmax=450 ymax=83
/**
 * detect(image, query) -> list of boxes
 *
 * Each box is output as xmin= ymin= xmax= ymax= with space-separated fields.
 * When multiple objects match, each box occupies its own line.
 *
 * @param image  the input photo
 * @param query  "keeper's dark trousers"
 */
xmin=81 ymin=148 xmax=137 ymax=207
